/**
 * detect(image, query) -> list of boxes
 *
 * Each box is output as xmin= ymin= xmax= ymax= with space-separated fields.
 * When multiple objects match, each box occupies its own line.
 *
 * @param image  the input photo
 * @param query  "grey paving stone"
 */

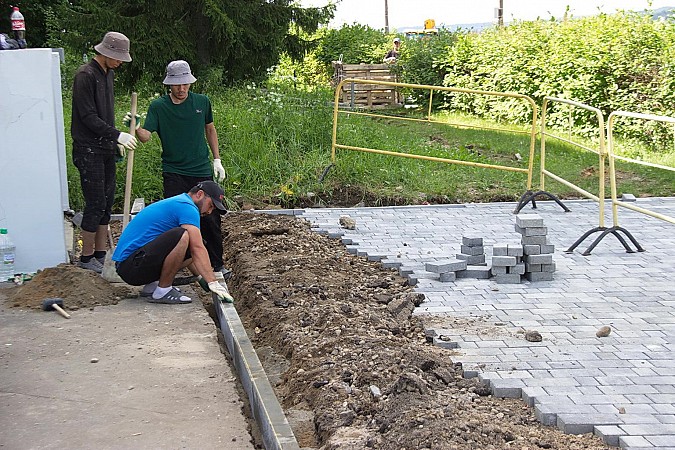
xmin=524 ymin=254 xmax=554 ymax=264
xmin=508 ymin=263 xmax=526 ymax=275
xmin=526 ymin=272 xmax=554 ymax=282
xmin=507 ymin=244 xmax=524 ymax=257
xmin=492 ymin=256 xmax=518 ymax=267
xmin=523 ymin=244 xmax=541 ymax=255
xmin=493 ymin=244 xmax=509 ymax=256
xmin=461 ymin=245 xmax=485 ymax=256
xmin=541 ymin=244 xmax=556 ymax=254
xmin=491 ymin=266 xmax=508 ymax=275
xmin=557 ymin=414 xmax=621 ymax=434
xmin=594 ymin=424 xmax=627 ymax=447
xmin=495 ymin=274 xmax=522 ymax=284
xmin=515 ymin=214 xmax=544 ymax=228
xmin=619 ymin=435 xmax=653 ymax=447
xmin=456 ymin=267 xmax=492 ymax=279
xmin=462 ymin=236 xmax=483 ymax=247
xmin=456 ymin=253 xmax=486 ymax=265
xmin=439 ymin=272 xmax=456 ymax=282
xmin=521 ymin=235 xmax=548 ymax=245
xmin=515 ymin=224 xmax=548 ymax=236
xmin=425 ymin=259 xmax=468 ymax=273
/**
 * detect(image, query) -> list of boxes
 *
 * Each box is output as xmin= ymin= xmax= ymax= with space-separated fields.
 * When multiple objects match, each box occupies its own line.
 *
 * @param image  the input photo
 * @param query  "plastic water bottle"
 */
xmin=0 ymin=228 xmax=16 ymax=282
xmin=10 ymin=6 xmax=27 ymax=49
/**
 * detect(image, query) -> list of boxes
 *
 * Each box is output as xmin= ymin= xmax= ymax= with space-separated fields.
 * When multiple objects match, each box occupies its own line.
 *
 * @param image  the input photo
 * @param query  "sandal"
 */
xmin=147 ymin=287 xmax=192 ymax=304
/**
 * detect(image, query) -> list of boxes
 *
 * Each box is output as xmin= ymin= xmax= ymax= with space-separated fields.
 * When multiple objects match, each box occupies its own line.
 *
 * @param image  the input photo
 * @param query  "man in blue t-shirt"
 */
xmin=112 ymin=181 xmax=232 ymax=304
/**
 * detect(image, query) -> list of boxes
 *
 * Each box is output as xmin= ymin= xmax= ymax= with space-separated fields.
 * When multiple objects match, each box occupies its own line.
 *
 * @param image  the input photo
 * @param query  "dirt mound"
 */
xmin=221 ymin=212 xmax=609 ymax=449
xmin=8 ymin=264 xmax=136 ymax=311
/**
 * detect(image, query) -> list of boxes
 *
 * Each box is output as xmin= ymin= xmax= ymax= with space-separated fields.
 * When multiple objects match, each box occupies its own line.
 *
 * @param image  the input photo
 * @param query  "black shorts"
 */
xmin=116 ymin=227 xmax=191 ymax=286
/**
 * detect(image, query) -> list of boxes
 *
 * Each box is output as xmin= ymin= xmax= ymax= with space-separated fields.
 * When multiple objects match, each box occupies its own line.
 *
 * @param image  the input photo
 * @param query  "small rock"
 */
xmin=339 ymin=216 xmax=356 ymax=230
xmin=525 ymin=330 xmax=542 ymax=342
xmin=474 ymin=384 xmax=491 ymax=396
xmin=617 ymin=406 xmax=626 ymax=414
xmin=369 ymin=385 xmax=382 ymax=399
xmin=596 ymin=326 xmax=611 ymax=337
xmin=312 ymin=380 xmax=329 ymax=388
xmin=90 ymin=358 xmax=99 ymax=363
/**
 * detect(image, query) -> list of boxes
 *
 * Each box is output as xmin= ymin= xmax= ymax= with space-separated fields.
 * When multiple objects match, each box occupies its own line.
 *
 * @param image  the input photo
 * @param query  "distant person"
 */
xmin=384 ymin=37 xmax=401 ymax=64
xmin=129 ymin=60 xmax=228 ymax=281
xmin=112 ymin=181 xmax=233 ymax=304
xmin=71 ymin=31 xmax=138 ymax=273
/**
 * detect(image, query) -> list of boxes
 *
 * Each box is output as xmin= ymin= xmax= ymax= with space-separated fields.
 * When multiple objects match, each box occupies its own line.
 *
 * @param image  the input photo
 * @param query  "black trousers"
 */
xmin=116 ymin=227 xmax=191 ymax=286
xmin=73 ymin=149 xmax=116 ymax=232
xmin=162 ymin=172 xmax=224 ymax=271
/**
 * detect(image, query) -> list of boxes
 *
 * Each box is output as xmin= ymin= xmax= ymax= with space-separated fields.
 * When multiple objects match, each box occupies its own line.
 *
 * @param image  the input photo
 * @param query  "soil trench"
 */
xmin=7 ymin=213 xmax=612 ymax=449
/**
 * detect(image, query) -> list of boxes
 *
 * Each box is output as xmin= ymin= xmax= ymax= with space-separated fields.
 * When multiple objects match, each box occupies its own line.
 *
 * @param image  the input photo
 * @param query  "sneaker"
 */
xmin=147 ymin=287 xmax=192 ymax=304
xmin=96 ymin=256 xmax=106 ymax=266
xmin=78 ymin=258 xmax=103 ymax=274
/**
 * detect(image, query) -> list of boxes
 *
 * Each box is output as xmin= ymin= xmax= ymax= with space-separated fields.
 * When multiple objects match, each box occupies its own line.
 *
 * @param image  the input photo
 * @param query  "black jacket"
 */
xmin=70 ymin=59 xmax=120 ymax=153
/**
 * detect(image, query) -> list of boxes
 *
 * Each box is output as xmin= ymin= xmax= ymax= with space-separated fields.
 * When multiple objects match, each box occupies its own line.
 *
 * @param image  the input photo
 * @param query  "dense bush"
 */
xmin=436 ymin=12 xmax=675 ymax=147
xmin=315 ymin=23 xmax=393 ymax=67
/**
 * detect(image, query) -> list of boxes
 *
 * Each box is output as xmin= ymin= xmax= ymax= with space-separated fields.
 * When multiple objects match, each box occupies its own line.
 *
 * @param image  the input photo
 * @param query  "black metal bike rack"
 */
xmin=514 ymin=190 xmax=570 ymax=214
xmin=565 ymin=226 xmax=645 ymax=256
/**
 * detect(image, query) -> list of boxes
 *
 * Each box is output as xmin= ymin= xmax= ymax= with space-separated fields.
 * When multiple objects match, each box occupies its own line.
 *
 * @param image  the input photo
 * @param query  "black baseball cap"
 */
xmin=196 ymin=181 xmax=227 ymax=213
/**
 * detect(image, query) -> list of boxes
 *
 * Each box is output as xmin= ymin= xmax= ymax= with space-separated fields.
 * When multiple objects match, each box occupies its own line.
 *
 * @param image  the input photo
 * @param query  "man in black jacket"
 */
xmin=71 ymin=31 xmax=138 ymax=273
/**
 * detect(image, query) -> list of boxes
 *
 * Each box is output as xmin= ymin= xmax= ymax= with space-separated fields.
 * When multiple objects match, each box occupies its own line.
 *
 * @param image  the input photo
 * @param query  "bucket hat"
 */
xmin=163 ymin=60 xmax=197 ymax=85
xmin=94 ymin=32 xmax=132 ymax=62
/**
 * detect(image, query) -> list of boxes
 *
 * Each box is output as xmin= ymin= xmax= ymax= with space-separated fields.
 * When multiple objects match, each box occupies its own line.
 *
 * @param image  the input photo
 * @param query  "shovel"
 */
xmin=102 ymin=92 xmax=138 ymax=283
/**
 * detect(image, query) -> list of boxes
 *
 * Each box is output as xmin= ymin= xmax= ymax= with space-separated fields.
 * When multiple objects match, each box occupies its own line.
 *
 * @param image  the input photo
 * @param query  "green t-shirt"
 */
xmin=143 ymin=92 xmax=214 ymax=177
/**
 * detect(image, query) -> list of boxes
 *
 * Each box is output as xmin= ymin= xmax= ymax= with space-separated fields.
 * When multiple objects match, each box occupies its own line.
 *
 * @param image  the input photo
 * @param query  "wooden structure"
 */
xmin=332 ymin=62 xmax=400 ymax=108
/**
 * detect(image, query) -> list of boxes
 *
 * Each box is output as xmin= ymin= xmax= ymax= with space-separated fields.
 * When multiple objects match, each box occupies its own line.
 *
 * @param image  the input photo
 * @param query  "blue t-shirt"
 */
xmin=112 ymin=193 xmax=200 ymax=262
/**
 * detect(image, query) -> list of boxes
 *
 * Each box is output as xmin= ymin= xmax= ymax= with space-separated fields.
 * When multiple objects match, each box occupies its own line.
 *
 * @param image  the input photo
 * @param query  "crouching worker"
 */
xmin=112 ymin=181 xmax=233 ymax=304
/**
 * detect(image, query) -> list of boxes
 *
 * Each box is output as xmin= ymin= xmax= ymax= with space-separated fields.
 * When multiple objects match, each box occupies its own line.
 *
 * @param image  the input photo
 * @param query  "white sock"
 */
xmin=152 ymin=286 xmax=172 ymax=299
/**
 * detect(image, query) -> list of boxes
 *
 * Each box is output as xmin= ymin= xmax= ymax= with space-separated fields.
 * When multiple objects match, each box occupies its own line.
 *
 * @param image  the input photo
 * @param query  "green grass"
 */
xmin=62 ymin=83 xmax=675 ymax=213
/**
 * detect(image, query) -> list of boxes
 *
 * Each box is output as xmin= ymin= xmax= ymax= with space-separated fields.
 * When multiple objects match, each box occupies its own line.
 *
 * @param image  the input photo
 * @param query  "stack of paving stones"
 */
xmin=455 ymin=237 xmax=491 ymax=279
xmin=491 ymin=241 xmax=524 ymax=284
xmin=423 ymin=237 xmax=491 ymax=282
xmin=516 ymin=214 xmax=556 ymax=281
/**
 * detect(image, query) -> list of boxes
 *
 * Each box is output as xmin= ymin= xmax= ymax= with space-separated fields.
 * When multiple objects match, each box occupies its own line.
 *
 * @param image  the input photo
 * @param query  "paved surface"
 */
xmin=0 ymin=289 xmax=254 ymax=450
xmin=297 ymin=197 xmax=675 ymax=450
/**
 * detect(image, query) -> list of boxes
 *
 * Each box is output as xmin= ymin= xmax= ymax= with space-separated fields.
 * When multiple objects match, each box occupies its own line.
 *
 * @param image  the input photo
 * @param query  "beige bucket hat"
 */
xmin=163 ymin=60 xmax=197 ymax=85
xmin=94 ymin=32 xmax=132 ymax=62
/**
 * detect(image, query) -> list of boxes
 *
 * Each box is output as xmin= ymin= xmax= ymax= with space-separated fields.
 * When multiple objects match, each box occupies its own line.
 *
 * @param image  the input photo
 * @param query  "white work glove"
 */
xmin=213 ymin=159 xmax=226 ymax=181
xmin=123 ymin=112 xmax=142 ymax=130
xmin=208 ymin=281 xmax=234 ymax=303
xmin=117 ymin=132 xmax=138 ymax=150
xmin=116 ymin=144 xmax=126 ymax=159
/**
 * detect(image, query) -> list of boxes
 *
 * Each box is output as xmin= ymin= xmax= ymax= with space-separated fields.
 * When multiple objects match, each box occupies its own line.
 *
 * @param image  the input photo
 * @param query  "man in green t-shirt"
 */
xmin=132 ymin=60 xmax=228 ymax=279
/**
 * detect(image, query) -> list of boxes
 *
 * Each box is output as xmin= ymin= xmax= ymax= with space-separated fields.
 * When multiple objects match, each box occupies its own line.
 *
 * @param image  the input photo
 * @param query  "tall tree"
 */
xmin=52 ymin=0 xmax=334 ymax=86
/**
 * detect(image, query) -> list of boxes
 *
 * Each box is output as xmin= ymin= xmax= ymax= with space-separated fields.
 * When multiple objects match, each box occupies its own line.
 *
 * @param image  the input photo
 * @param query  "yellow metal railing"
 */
xmin=540 ymin=97 xmax=607 ymax=227
xmin=607 ymin=111 xmax=675 ymax=226
xmin=331 ymin=78 xmax=538 ymax=191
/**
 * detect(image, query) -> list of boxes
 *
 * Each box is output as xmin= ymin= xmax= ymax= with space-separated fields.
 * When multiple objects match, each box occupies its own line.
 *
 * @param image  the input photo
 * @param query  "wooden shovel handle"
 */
xmin=122 ymin=93 xmax=138 ymax=231
xmin=52 ymin=303 xmax=71 ymax=319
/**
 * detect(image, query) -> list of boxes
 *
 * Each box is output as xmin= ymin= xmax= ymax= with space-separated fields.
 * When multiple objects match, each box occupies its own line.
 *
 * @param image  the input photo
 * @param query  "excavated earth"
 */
xmin=9 ymin=212 xmax=612 ymax=449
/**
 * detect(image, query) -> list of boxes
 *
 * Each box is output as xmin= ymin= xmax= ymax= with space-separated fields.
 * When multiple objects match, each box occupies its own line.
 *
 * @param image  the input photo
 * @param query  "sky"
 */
xmin=299 ymin=0 xmax=674 ymax=29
